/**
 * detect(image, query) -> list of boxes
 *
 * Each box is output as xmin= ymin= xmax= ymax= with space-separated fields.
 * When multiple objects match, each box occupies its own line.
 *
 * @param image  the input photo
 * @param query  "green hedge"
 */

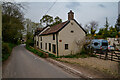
xmin=26 ymin=46 xmax=56 ymax=58
xmin=2 ymin=42 xmax=16 ymax=61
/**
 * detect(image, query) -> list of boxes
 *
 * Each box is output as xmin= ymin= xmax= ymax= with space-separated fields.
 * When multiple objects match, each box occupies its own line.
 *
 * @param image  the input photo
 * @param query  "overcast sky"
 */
xmin=23 ymin=2 xmax=118 ymax=29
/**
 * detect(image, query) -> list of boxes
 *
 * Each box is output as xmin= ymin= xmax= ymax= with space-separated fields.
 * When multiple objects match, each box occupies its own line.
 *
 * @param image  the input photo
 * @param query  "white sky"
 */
xmin=22 ymin=1 xmax=118 ymax=30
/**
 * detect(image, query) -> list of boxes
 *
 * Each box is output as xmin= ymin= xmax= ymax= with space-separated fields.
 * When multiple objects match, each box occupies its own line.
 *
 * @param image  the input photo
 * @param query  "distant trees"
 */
xmin=89 ymin=21 xmax=98 ymax=36
xmin=84 ymin=21 xmax=98 ymax=36
xmin=2 ymin=2 xmax=25 ymax=44
xmin=85 ymin=16 xmax=120 ymax=39
xmin=40 ymin=15 xmax=62 ymax=27
xmin=24 ymin=18 xmax=41 ymax=46
xmin=115 ymin=14 xmax=120 ymax=33
xmin=96 ymin=17 xmax=119 ymax=39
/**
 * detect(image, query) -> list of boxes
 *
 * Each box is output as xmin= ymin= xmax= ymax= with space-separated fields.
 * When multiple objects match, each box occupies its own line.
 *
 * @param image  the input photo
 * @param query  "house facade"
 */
xmin=34 ymin=10 xmax=86 ymax=56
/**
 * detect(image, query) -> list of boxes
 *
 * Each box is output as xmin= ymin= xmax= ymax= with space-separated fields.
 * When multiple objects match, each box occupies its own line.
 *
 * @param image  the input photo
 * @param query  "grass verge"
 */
xmin=26 ymin=45 xmax=56 ymax=58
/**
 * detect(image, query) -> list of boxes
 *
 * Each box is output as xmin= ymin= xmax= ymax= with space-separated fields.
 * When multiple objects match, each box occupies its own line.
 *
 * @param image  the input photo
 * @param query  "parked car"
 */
xmin=108 ymin=45 xmax=115 ymax=51
xmin=89 ymin=39 xmax=108 ymax=53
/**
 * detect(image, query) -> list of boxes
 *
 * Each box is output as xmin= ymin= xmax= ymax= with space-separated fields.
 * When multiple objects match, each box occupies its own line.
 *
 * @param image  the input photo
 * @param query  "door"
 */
xmin=52 ymin=44 xmax=56 ymax=54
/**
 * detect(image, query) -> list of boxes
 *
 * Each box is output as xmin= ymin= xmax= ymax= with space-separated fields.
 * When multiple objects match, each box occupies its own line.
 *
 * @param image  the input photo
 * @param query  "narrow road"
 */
xmin=2 ymin=44 xmax=75 ymax=78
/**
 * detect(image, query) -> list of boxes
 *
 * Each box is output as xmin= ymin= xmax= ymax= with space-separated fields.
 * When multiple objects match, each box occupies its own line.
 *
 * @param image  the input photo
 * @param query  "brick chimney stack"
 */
xmin=68 ymin=10 xmax=74 ymax=20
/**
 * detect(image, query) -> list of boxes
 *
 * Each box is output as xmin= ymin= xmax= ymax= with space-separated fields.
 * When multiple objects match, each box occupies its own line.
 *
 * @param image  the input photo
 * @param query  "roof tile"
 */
xmin=41 ymin=21 xmax=68 ymax=35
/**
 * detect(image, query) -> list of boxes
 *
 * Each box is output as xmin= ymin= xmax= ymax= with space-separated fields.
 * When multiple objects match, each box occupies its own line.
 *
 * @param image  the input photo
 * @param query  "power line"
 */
xmin=44 ymin=0 xmax=57 ymax=15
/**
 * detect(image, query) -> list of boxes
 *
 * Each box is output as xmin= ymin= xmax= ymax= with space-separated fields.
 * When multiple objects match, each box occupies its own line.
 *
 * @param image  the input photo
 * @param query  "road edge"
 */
xmin=46 ymin=58 xmax=93 ymax=79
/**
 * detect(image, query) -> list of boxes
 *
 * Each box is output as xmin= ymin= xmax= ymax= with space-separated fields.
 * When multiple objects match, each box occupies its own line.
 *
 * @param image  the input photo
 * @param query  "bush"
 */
xmin=2 ymin=42 xmax=16 ymax=61
xmin=26 ymin=46 xmax=56 ymax=58
xmin=2 ymin=43 xmax=10 ymax=61
xmin=26 ymin=39 xmax=34 ymax=47
xmin=48 ymin=53 xmax=56 ymax=58
xmin=59 ymin=46 xmax=90 ymax=58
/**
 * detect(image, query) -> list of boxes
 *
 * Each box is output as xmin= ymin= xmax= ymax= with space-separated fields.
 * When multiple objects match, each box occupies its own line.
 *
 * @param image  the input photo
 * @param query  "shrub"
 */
xmin=26 ymin=46 xmax=56 ymax=58
xmin=26 ymin=46 xmax=46 ymax=58
xmin=2 ymin=43 xmax=11 ymax=61
xmin=48 ymin=53 xmax=56 ymax=58
xmin=59 ymin=47 xmax=90 ymax=58
xmin=26 ymin=39 xmax=34 ymax=47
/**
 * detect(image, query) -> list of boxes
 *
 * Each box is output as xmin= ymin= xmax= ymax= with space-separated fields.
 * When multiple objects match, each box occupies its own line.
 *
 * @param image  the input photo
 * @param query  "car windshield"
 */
xmin=111 ymin=46 xmax=114 ymax=47
xmin=94 ymin=42 xmax=99 ymax=46
xmin=102 ymin=42 xmax=108 ymax=46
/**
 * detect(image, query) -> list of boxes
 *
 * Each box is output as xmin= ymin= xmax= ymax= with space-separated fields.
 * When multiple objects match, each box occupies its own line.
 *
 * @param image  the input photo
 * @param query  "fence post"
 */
xmin=111 ymin=51 xmax=113 ymax=61
xmin=99 ymin=54 xmax=101 ymax=59
xmin=118 ymin=62 xmax=120 ymax=76
xmin=104 ymin=51 xmax=108 ymax=60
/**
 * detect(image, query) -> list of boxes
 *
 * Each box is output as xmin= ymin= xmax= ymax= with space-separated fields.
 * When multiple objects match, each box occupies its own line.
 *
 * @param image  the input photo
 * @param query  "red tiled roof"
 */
xmin=41 ymin=21 xmax=69 ymax=35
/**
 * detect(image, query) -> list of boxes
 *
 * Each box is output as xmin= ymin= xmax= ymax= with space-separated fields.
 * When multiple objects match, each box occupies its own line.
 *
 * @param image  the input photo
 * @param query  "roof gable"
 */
xmin=73 ymin=19 xmax=87 ymax=34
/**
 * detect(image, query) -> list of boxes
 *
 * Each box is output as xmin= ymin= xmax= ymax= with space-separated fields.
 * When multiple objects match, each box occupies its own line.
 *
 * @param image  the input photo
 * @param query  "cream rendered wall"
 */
xmin=34 ymin=35 xmax=39 ymax=47
xmin=0 ymin=4 xmax=1 ymax=38
xmin=58 ymin=20 xmax=86 ymax=56
xmin=39 ymin=34 xmax=57 ymax=56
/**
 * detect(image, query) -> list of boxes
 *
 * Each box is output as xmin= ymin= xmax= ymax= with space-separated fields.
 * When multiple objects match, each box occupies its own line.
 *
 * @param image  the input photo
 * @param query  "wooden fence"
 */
xmin=94 ymin=51 xmax=120 ymax=62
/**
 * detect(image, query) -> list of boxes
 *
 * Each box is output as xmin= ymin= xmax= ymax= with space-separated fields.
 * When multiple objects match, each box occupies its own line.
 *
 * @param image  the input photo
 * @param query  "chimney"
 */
xmin=68 ymin=10 xmax=74 ymax=20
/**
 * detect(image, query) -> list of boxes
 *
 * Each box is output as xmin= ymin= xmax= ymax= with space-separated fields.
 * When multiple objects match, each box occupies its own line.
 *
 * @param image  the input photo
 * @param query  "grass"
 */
xmin=59 ymin=53 xmax=89 ymax=58
xmin=26 ymin=46 xmax=45 ymax=58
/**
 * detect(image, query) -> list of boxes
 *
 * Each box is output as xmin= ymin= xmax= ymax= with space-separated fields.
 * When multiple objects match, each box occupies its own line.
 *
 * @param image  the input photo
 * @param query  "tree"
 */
xmin=97 ymin=17 xmax=118 ymax=39
xmin=2 ymin=2 xmax=25 ymax=44
xmin=108 ymin=26 xmax=117 ymax=38
xmin=104 ymin=17 xmax=109 ymax=30
xmin=53 ymin=16 xmax=62 ymax=25
xmin=84 ymin=24 xmax=89 ymax=34
xmin=89 ymin=21 xmax=98 ymax=36
xmin=115 ymin=14 xmax=120 ymax=32
xmin=40 ymin=15 xmax=53 ymax=26
xmin=40 ymin=15 xmax=62 ymax=27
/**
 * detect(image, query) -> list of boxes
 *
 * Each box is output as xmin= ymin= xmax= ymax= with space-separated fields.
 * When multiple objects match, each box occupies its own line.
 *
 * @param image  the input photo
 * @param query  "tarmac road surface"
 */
xmin=2 ymin=44 xmax=76 ymax=78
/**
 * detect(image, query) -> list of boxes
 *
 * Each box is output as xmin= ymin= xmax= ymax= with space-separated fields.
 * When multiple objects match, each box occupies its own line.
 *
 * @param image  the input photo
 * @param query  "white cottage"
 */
xmin=34 ymin=10 xmax=86 ymax=56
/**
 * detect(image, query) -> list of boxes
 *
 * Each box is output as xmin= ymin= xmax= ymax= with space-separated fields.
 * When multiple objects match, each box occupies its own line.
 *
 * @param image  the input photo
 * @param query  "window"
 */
xmin=53 ymin=34 xmax=55 ymax=40
xmin=34 ymin=40 xmax=36 ymax=44
xmin=40 ymin=42 xmax=42 ymax=49
xmin=102 ymin=43 xmax=108 ymax=46
xmin=94 ymin=42 xmax=99 ymax=46
xmin=37 ymin=41 xmax=38 ymax=46
xmin=45 ymin=43 xmax=47 ymax=50
xmin=65 ymin=44 xmax=68 ymax=50
xmin=40 ymin=37 xmax=42 ymax=41
xmin=49 ymin=43 xmax=51 ymax=51
xmin=52 ymin=44 xmax=56 ymax=54
xmin=71 ymin=30 xmax=74 ymax=33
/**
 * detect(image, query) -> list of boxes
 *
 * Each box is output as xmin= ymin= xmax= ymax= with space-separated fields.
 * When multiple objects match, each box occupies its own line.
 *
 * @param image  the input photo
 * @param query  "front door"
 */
xmin=52 ymin=44 xmax=56 ymax=54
